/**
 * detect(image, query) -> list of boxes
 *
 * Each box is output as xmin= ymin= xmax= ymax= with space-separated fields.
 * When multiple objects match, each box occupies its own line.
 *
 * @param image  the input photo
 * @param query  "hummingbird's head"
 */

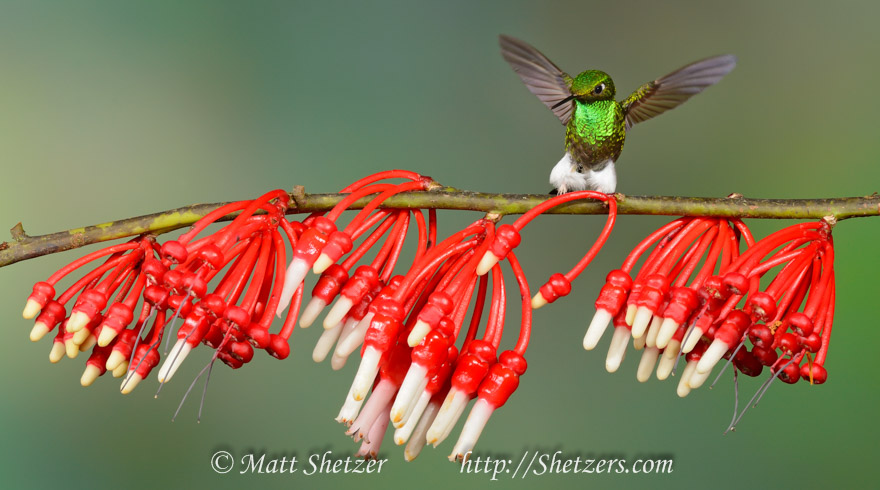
xmin=571 ymin=70 xmax=615 ymax=101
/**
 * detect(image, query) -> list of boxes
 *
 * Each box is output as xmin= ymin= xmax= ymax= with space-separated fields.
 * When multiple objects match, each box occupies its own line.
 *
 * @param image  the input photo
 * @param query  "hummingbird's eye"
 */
xmin=594 ymin=84 xmax=605 ymax=95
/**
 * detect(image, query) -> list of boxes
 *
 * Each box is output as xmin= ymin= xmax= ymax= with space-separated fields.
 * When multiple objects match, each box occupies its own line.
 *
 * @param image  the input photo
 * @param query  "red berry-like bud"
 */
xmin=801 ymin=333 xmax=821 ymax=353
xmin=197 ymin=244 xmax=224 ymax=270
xmin=734 ymin=349 xmax=763 ymax=377
xmin=198 ymin=293 xmax=226 ymax=318
xmin=800 ymin=363 xmax=827 ymax=384
xmin=160 ymin=241 xmax=188 ymax=264
xmin=340 ymin=266 xmax=380 ymax=301
xmin=499 ymin=350 xmax=528 ymax=376
xmin=224 ymin=306 xmax=250 ymax=331
xmin=477 ymin=359 xmax=521 ymax=409
xmin=787 ymin=312 xmax=814 ymax=337
xmin=748 ymin=323 xmax=773 ymax=349
xmin=777 ymin=360 xmax=800 ymax=384
xmin=167 ymin=295 xmax=193 ymax=317
xmin=703 ymin=275 xmax=728 ymax=300
xmin=748 ymin=292 xmax=777 ymax=323
xmin=752 ymin=345 xmax=778 ymax=366
xmin=144 ymin=285 xmax=169 ymax=309
xmin=228 ymin=340 xmax=254 ymax=363
xmin=722 ymin=272 xmax=749 ymax=296
xmin=100 ymin=303 xmax=135 ymax=337
xmin=266 ymin=334 xmax=290 ymax=360
xmin=538 ymin=273 xmax=571 ymax=304
xmin=143 ymin=259 xmax=168 ymax=284
xmin=412 ymin=330 xmax=449 ymax=374
xmin=245 ymin=324 xmax=271 ymax=349
xmin=450 ymin=340 xmax=497 ymax=395
xmin=778 ymin=332 xmax=799 ymax=355
xmin=181 ymin=273 xmax=208 ymax=298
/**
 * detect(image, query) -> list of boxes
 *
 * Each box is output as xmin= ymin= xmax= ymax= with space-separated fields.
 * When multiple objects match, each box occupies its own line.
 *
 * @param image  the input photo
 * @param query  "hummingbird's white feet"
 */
xmin=550 ymin=153 xmax=617 ymax=194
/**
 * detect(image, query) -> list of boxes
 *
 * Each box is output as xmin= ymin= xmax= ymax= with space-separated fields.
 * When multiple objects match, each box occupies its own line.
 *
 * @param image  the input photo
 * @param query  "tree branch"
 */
xmin=2 ymin=186 xmax=878 ymax=268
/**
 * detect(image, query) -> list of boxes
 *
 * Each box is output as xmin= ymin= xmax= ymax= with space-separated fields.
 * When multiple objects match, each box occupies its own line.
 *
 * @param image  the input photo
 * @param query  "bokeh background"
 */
xmin=2 ymin=1 xmax=878 ymax=489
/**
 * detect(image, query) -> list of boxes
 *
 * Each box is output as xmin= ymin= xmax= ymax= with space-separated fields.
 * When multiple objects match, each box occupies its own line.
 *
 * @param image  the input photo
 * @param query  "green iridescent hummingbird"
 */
xmin=499 ymin=35 xmax=736 ymax=194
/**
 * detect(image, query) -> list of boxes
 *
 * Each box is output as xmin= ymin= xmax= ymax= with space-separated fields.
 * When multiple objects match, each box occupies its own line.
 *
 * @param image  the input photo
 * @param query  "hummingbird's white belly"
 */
xmin=550 ymin=152 xmax=617 ymax=194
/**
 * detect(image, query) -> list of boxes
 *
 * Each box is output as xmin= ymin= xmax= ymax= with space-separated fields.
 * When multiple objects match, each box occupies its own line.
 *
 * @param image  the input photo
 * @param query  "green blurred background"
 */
xmin=2 ymin=1 xmax=878 ymax=488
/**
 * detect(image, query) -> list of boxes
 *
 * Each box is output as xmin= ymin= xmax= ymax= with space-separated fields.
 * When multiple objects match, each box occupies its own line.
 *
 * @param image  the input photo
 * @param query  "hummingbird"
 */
xmin=499 ymin=35 xmax=736 ymax=194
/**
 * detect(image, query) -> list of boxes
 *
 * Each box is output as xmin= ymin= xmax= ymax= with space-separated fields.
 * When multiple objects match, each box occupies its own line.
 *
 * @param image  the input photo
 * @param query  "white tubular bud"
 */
xmin=395 ymin=390 xmax=431 ymax=443
xmin=583 ymin=309 xmax=613 ymax=350
xmin=530 ymin=292 xmax=548 ymax=310
xmin=30 ymin=322 xmax=50 ymax=342
xmin=449 ymin=398 xmax=495 ymax=463
xmin=312 ymin=253 xmax=334 ymax=275
xmin=156 ymin=340 xmax=192 ymax=383
xmin=275 ymin=258 xmax=310 ymax=317
xmin=475 ymin=251 xmax=499 ymax=276
xmin=630 ymin=306 xmax=653 ymax=338
xmin=681 ymin=327 xmax=705 ymax=354
xmin=120 ymin=372 xmax=143 ymax=394
xmin=655 ymin=317 xmax=681 ymax=350
xmin=349 ymin=346 xmax=382 ymax=402
xmin=407 ymin=320 xmax=431 ymax=347
xmin=605 ymin=325 xmax=630 ymax=373
xmin=404 ymin=399 xmax=441 ymax=462
xmin=299 ymin=298 xmax=327 ymax=328
xmin=23 ymin=299 xmax=42 ymax=320
xmin=312 ymin=322 xmax=343 ymax=363
xmin=677 ymin=360 xmax=698 ymax=398
xmin=644 ymin=315 xmax=663 ymax=348
xmin=426 ymin=387 xmax=469 ymax=447
xmin=323 ymin=296 xmax=353 ymax=330
xmin=80 ymin=365 xmax=101 ymax=387
xmin=696 ymin=339 xmax=730 ymax=375
xmin=655 ymin=339 xmax=681 ymax=381
xmin=390 ymin=364 xmax=428 ymax=426
xmin=636 ymin=346 xmax=660 ymax=383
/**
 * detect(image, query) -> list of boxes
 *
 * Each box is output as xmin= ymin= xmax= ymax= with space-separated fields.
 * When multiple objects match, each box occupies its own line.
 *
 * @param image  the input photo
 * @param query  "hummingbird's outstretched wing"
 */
xmin=499 ymin=35 xmax=574 ymax=125
xmin=621 ymin=55 xmax=736 ymax=130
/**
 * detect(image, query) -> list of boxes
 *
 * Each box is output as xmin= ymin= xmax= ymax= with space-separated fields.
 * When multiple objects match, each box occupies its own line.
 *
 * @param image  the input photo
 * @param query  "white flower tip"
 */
xmin=30 ymin=322 xmax=50 ymax=342
xmin=78 ymin=334 xmax=96 ymax=352
xmin=66 ymin=312 xmax=90 ymax=333
xmin=120 ymin=372 xmax=143 ymax=394
xmin=632 ymin=333 xmax=647 ymax=351
xmin=276 ymin=258 xmax=310 ymax=317
xmin=105 ymin=351 xmax=125 ymax=371
xmin=605 ymin=326 xmax=630 ymax=373
xmin=583 ymin=309 xmax=612 ymax=350
xmin=696 ymin=339 xmax=729 ymax=375
xmin=427 ymin=389 xmax=468 ymax=447
xmin=476 ymin=252 xmax=499 ymax=276
xmin=449 ymin=399 xmax=494 ymax=463
xmin=530 ymin=292 xmax=548 ymax=310
xmin=645 ymin=316 xmax=663 ymax=348
xmin=49 ymin=342 xmax=65 ymax=363
xmin=312 ymin=253 xmax=334 ymax=274
xmin=350 ymin=347 xmax=382 ymax=401
xmin=312 ymin=323 xmax=342 ymax=363
xmin=323 ymin=297 xmax=353 ymax=330
xmin=65 ymin=339 xmax=80 ymax=359
xmin=80 ymin=365 xmax=101 ymax=387
xmin=23 ymin=300 xmax=41 ymax=320
xmin=97 ymin=328 xmax=118 ymax=347
xmin=677 ymin=361 xmax=698 ymax=398
xmin=111 ymin=362 xmax=128 ymax=378
xmin=681 ymin=328 xmax=704 ymax=354
xmin=687 ymin=368 xmax=710 ymax=390
xmin=71 ymin=327 xmax=90 ymax=346
xmin=636 ymin=347 xmax=660 ymax=383
xmin=299 ymin=298 xmax=327 ymax=328
xmin=655 ymin=318 xmax=680 ymax=350
xmin=407 ymin=321 xmax=431 ymax=347
xmin=630 ymin=307 xmax=653 ymax=338
xmin=624 ymin=304 xmax=637 ymax=326
xmin=157 ymin=340 xmax=192 ymax=383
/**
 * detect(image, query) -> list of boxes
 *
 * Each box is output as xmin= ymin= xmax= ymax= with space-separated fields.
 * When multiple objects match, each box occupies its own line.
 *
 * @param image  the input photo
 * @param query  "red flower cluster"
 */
xmin=585 ymin=217 xmax=834 ymax=426
xmin=24 ymin=189 xmax=300 ymax=392
xmin=22 ymin=169 xmax=835 ymax=458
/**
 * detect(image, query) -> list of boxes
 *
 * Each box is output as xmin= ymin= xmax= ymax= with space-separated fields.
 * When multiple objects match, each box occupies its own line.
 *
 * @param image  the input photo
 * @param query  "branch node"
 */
xmin=484 ymin=212 xmax=503 ymax=223
xmin=290 ymin=186 xmax=306 ymax=210
xmin=822 ymin=214 xmax=838 ymax=228
xmin=727 ymin=192 xmax=744 ymax=199
xmin=10 ymin=223 xmax=29 ymax=242
xmin=613 ymin=192 xmax=626 ymax=202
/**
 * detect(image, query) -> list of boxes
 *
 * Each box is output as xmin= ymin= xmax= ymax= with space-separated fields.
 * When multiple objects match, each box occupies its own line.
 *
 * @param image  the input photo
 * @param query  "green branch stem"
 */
xmin=2 ymin=185 xmax=878 ymax=268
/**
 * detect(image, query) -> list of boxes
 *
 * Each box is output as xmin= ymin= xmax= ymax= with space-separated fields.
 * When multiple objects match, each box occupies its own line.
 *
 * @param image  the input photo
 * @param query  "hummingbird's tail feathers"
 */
xmin=621 ymin=54 xmax=736 ymax=129
xmin=499 ymin=35 xmax=575 ymax=125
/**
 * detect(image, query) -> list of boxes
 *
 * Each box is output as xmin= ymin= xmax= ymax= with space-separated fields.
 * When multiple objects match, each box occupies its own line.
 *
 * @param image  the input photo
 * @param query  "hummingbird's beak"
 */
xmin=551 ymin=95 xmax=575 ymax=110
